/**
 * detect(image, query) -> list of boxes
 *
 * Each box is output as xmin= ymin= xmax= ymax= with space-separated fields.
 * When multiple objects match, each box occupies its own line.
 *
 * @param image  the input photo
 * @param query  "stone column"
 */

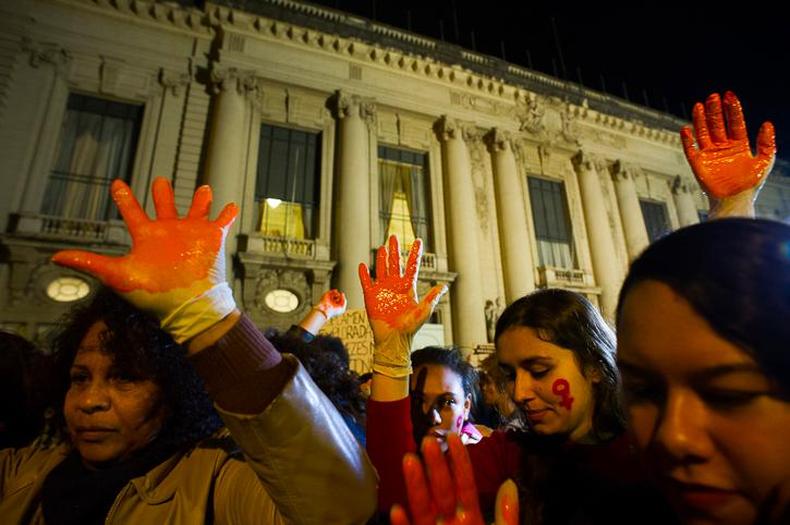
xmin=333 ymin=91 xmax=375 ymax=310
xmin=672 ymin=176 xmax=700 ymax=227
xmin=204 ymin=68 xmax=260 ymax=280
xmin=572 ymin=151 xmax=621 ymax=319
xmin=486 ymin=128 xmax=534 ymax=303
xmin=437 ymin=116 xmax=487 ymax=352
xmin=612 ymin=160 xmax=649 ymax=260
xmin=204 ymin=67 xmax=258 ymax=217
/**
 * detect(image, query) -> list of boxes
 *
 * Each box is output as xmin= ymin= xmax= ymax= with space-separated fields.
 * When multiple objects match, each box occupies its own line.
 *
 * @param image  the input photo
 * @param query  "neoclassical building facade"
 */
xmin=1 ymin=0 xmax=788 ymax=366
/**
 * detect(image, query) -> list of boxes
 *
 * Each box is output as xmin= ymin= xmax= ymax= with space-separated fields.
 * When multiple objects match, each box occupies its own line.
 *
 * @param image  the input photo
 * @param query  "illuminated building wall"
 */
xmin=1 ymin=0 xmax=788 ymax=360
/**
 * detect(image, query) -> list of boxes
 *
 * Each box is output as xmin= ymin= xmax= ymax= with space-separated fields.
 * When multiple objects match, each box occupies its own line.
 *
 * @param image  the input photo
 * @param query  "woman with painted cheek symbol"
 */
xmin=494 ymin=290 xmax=621 ymax=443
xmin=408 ymin=347 xmax=487 ymax=450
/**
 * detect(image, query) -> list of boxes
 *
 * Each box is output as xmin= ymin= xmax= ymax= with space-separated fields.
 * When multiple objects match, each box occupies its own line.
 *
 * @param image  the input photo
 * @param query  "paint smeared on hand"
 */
xmin=681 ymin=91 xmax=775 ymax=199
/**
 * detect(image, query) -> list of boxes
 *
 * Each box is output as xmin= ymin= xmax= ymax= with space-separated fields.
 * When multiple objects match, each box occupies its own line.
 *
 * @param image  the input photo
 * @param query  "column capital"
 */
xmin=672 ymin=175 xmax=694 ymax=195
xmin=209 ymin=66 xmax=260 ymax=98
xmin=612 ymin=160 xmax=640 ymax=181
xmin=21 ymin=37 xmax=70 ymax=76
xmin=571 ymin=150 xmax=602 ymax=172
xmin=158 ymin=67 xmax=191 ymax=97
xmin=435 ymin=115 xmax=476 ymax=142
xmin=334 ymin=90 xmax=377 ymax=125
xmin=485 ymin=128 xmax=514 ymax=152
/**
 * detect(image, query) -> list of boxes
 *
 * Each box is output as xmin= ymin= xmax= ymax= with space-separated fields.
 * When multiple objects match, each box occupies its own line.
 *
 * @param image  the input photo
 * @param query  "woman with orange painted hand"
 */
xmin=366 ymin=91 xmax=776 ymax=524
xmin=0 ymin=178 xmax=376 ymax=524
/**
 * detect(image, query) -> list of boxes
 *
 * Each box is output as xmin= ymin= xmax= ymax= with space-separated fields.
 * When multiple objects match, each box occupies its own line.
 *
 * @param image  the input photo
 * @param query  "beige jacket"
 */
xmin=0 ymin=356 xmax=377 ymax=524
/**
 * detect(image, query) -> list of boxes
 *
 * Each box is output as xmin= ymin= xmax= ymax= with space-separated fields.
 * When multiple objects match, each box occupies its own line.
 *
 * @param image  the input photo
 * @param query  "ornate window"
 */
xmin=528 ymin=176 xmax=576 ymax=269
xmin=378 ymin=146 xmax=431 ymax=250
xmin=41 ymin=94 xmax=142 ymax=221
xmin=640 ymin=199 xmax=671 ymax=242
xmin=255 ymin=124 xmax=321 ymax=239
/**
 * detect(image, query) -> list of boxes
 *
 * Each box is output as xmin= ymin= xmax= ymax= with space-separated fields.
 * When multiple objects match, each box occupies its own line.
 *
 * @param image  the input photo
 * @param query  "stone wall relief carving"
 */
xmin=284 ymin=88 xmax=331 ymax=127
xmin=484 ymin=297 xmax=504 ymax=343
xmin=516 ymin=93 xmax=546 ymax=137
xmin=449 ymin=90 xmax=511 ymax=117
xmin=467 ymin=132 xmax=491 ymax=232
xmin=21 ymin=37 xmax=71 ymax=75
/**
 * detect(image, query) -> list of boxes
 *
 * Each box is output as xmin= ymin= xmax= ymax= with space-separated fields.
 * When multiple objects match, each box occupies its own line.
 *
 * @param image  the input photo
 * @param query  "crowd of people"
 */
xmin=0 ymin=91 xmax=786 ymax=525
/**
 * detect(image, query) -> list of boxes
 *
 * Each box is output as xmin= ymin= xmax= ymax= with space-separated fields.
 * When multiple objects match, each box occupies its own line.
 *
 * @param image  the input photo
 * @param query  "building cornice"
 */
xmin=63 ymin=0 xmax=683 ymax=148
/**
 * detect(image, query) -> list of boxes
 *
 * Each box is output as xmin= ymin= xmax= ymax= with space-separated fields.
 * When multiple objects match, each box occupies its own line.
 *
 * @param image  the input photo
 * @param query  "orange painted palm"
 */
xmin=358 ymin=235 xmax=446 ymax=378
xmin=390 ymin=435 xmax=519 ymax=525
xmin=52 ymin=177 xmax=238 ymax=342
xmin=681 ymin=91 xmax=776 ymax=199
xmin=359 ymin=235 xmax=446 ymax=344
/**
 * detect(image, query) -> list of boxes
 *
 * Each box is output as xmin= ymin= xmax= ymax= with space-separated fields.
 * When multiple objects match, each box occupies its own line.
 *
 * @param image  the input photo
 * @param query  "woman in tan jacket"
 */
xmin=0 ymin=178 xmax=376 ymax=524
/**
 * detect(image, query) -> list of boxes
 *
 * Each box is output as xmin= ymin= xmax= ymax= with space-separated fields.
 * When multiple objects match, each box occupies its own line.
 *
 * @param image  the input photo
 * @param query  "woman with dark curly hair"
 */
xmin=267 ymin=331 xmax=367 ymax=445
xmin=46 ymin=289 xmax=223 ymax=452
xmin=0 ymin=178 xmax=376 ymax=524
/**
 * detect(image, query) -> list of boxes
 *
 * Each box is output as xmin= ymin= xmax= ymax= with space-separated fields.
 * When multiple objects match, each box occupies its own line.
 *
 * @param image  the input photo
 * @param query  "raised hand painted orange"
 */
xmin=52 ymin=177 xmax=237 ymax=296
xmin=315 ymin=289 xmax=347 ymax=319
xmin=681 ymin=91 xmax=776 ymax=199
xmin=358 ymin=235 xmax=446 ymax=342
xmin=390 ymin=435 xmax=518 ymax=525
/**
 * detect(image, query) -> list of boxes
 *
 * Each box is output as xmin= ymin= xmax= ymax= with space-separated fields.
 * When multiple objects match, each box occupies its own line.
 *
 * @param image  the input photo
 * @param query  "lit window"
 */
xmin=42 ymin=94 xmax=142 ymax=221
xmin=378 ymin=146 xmax=431 ymax=250
xmin=528 ymin=177 xmax=576 ymax=269
xmin=255 ymin=125 xmax=320 ymax=239
xmin=46 ymin=276 xmax=90 ymax=302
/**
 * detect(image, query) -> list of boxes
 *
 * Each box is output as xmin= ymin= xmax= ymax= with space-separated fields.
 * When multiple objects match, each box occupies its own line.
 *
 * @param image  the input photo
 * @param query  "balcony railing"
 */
xmin=247 ymin=234 xmax=316 ymax=258
xmin=11 ymin=212 xmax=118 ymax=243
xmin=370 ymin=248 xmax=437 ymax=272
xmin=537 ymin=266 xmax=591 ymax=288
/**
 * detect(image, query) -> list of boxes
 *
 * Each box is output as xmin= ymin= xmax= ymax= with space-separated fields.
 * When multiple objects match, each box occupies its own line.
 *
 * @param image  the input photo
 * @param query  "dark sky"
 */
xmin=310 ymin=1 xmax=788 ymax=154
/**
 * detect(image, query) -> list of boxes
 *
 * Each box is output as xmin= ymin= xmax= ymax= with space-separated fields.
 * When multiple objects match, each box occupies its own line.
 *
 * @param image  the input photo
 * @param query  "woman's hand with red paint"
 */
xmin=358 ymin=235 xmax=446 ymax=378
xmin=390 ymin=434 xmax=519 ymax=525
xmin=681 ymin=91 xmax=776 ymax=217
xmin=52 ymin=177 xmax=238 ymax=343
xmin=314 ymin=289 xmax=347 ymax=320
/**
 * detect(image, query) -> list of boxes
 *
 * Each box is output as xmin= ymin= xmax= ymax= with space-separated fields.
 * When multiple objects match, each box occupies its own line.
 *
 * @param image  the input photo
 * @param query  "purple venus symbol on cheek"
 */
xmin=552 ymin=378 xmax=574 ymax=410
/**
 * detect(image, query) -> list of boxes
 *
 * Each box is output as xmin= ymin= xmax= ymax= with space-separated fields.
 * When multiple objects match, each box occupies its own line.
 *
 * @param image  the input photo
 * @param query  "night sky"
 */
xmin=310 ymin=1 xmax=788 ymax=155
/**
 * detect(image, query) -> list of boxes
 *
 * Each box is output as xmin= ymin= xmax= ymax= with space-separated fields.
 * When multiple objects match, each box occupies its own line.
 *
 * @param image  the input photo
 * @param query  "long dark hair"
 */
xmin=495 ymin=289 xmax=625 ymax=440
xmin=266 ymin=332 xmax=366 ymax=425
xmin=411 ymin=346 xmax=478 ymax=398
xmin=47 ymin=289 xmax=222 ymax=449
xmin=617 ymin=218 xmax=790 ymax=392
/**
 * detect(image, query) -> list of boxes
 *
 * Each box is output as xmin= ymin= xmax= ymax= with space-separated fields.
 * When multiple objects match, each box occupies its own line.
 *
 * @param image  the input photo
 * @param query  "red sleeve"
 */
xmin=466 ymin=430 xmax=523 ymax=515
xmin=366 ymin=396 xmax=416 ymax=512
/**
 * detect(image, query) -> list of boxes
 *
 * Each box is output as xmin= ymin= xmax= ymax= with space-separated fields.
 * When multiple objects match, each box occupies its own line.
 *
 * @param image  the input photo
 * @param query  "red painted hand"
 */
xmin=390 ymin=434 xmax=519 ymax=525
xmin=681 ymin=91 xmax=775 ymax=199
xmin=358 ymin=235 xmax=447 ymax=345
xmin=315 ymin=289 xmax=347 ymax=320
xmin=52 ymin=178 xmax=238 ymax=341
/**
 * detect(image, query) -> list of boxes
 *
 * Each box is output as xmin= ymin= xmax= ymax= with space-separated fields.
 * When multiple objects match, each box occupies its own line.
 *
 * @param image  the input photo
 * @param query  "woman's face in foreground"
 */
xmin=618 ymin=281 xmax=790 ymax=525
xmin=410 ymin=364 xmax=471 ymax=447
xmin=497 ymin=326 xmax=598 ymax=441
xmin=64 ymin=321 xmax=167 ymax=467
